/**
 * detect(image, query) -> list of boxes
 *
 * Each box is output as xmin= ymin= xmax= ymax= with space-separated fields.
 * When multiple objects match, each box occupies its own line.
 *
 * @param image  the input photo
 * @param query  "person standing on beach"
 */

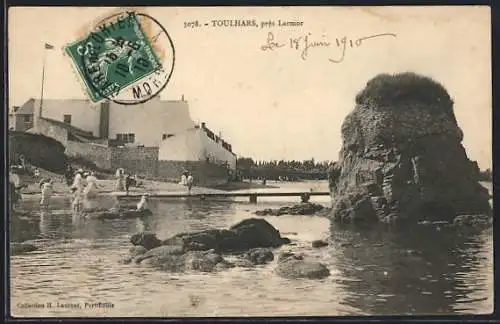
xmin=83 ymin=171 xmax=99 ymax=199
xmin=72 ymin=169 xmax=85 ymax=193
xmin=71 ymin=187 xmax=83 ymax=213
xmin=115 ymin=168 xmax=125 ymax=192
xmin=180 ymin=171 xmax=188 ymax=186
xmin=34 ymin=168 xmax=41 ymax=180
xmin=9 ymin=167 xmax=23 ymax=210
xmin=125 ymin=174 xmax=133 ymax=196
xmin=186 ymin=173 xmax=194 ymax=195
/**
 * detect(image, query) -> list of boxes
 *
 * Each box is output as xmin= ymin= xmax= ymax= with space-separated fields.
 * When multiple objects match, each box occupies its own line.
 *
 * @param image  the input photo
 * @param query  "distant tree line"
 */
xmin=236 ymin=157 xmax=331 ymax=181
xmin=236 ymin=157 xmax=493 ymax=183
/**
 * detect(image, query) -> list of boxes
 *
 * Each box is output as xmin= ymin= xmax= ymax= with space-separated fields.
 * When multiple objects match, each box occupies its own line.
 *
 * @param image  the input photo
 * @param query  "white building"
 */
xmin=9 ymin=96 xmax=237 ymax=171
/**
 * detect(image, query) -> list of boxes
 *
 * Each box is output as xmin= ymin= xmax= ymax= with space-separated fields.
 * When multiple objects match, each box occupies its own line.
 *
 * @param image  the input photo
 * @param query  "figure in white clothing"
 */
xmin=115 ymin=168 xmax=125 ymax=191
xmin=83 ymin=171 xmax=99 ymax=199
xmin=72 ymin=169 xmax=85 ymax=194
xmin=40 ymin=179 xmax=53 ymax=207
xmin=179 ymin=171 xmax=188 ymax=186
xmin=136 ymin=194 xmax=149 ymax=211
xmin=186 ymin=173 xmax=194 ymax=195
xmin=71 ymin=187 xmax=83 ymax=213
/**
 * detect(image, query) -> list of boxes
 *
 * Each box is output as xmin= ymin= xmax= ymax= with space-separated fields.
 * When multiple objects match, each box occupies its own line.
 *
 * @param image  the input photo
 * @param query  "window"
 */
xmin=23 ymin=115 xmax=31 ymax=122
xmin=63 ymin=114 xmax=72 ymax=124
xmin=116 ymin=133 xmax=135 ymax=143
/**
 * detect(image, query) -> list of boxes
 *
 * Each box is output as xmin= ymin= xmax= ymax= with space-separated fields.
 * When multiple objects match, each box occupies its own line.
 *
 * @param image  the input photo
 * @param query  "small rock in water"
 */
xmin=278 ymin=251 xmax=304 ymax=262
xmin=255 ymin=202 xmax=325 ymax=216
xmin=311 ymin=240 xmax=329 ymax=248
xmin=245 ymin=248 xmax=274 ymax=265
xmin=129 ymin=246 xmax=148 ymax=257
xmin=11 ymin=242 xmax=38 ymax=255
xmin=119 ymin=257 xmax=133 ymax=265
xmin=453 ymin=214 xmax=492 ymax=228
xmin=275 ymin=252 xmax=330 ymax=279
xmin=233 ymin=259 xmax=256 ymax=268
xmin=130 ymin=232 xmax=163 ymax=250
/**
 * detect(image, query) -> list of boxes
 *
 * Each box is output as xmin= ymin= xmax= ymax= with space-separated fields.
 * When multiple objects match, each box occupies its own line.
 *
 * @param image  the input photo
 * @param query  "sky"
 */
xmin=8 ymin=6 xmax=492 ymax=169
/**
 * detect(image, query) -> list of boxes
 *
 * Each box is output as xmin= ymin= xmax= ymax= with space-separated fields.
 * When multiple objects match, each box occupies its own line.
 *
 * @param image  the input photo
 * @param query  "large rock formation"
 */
xmin=9 ymin=131 xmax=67 ymax=173
xmin=130 ymin=218 xmax=290 ymax=253
xmin=328 ymin=73 xmax=491 ymax=225
xmin=125 ymin=218 xmax=291 ymax=273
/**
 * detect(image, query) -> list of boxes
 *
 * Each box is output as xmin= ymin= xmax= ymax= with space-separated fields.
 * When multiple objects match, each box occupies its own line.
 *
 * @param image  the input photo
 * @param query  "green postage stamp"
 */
xmin=64 ymin=11 xmax=174 ymax=104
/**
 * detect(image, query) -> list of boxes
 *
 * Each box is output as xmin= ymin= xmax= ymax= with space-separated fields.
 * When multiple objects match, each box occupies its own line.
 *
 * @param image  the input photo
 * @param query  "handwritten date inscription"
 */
xmin=260 ymin=32 xmax=396 ymax=63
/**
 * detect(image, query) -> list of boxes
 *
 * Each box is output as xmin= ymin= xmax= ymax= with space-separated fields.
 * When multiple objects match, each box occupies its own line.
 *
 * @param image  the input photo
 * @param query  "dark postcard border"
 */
xmin=2 ymin=1 xmax=498 ymax=323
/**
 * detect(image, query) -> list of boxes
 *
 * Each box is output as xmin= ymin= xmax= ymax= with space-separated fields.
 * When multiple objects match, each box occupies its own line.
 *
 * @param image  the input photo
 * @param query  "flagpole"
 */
xmin=39 ymin=47 xmax=47 ymax=123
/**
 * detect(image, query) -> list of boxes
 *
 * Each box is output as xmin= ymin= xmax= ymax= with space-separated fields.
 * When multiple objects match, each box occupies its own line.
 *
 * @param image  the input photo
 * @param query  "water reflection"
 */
xmin=330 ymin=224 xmax=493 ymax=315
xmin=10 ymin=181 xmax=493 ymax=316
xmin=11 ymin=196 xmax=239 ymax=244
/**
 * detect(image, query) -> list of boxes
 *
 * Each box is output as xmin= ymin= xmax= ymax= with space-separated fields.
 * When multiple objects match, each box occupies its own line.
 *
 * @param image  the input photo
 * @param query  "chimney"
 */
xmin=99 ymin=101 xmax=110 ymax=138
xmin=12 ymin=106 xmax=19 ymax=113
xmin=201 ymin=122 xmax=206 ymax=129
xmin=181 ymin=94 xmax=185 ymax=101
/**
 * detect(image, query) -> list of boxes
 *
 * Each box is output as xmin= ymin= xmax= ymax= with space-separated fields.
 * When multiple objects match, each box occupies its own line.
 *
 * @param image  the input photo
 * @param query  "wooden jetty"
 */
xmin=114 ymin=191 xmax=331 ymax=203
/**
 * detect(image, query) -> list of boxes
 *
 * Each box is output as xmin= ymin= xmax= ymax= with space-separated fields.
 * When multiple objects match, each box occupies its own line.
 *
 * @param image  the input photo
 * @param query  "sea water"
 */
xmin=10 ymin=181 xmax=493 ymax=317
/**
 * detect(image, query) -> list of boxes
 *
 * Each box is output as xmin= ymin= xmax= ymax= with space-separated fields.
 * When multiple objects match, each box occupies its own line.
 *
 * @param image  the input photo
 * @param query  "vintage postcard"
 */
xmin=8 ymin=6 xmax=492 ymax=317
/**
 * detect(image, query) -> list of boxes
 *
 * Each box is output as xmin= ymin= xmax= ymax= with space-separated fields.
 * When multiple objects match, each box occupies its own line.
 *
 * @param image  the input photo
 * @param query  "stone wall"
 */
xmin=33 ymin=118 xmax=69 ymax=146
xmin=157 ymin=160 xmax=230 ymax=186
xmin=110 ymin=146 xmax=159 ymax=178
xmin=65 ymin=141 xmax=159 ymax=177
xmin=65 ymin=141 xmax=112 ymax=170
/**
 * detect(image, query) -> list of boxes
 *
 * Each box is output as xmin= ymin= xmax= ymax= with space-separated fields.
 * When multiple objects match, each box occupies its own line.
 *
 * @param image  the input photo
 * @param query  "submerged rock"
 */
xmin=11 ymin=242 xmax=38 ymax=255
xmin=244 ymin=248 xmax=274 ymax=265
xmin=85 ymin=208 xmax=153 ymax=220
xmin=130 ymin=232 xmax=163 ymax=250
xmin=328 ymin=73 xmax=491 ymax=225
xmin=453 ymin=214 xmax=492 ymax=228
xmin=135 ymin=246 xmax=230 ymax=273
xmin=232 ymin=258 xmax=257 ymax=268
xmin=127 ymin=218 xmax=295 ymax=273
xmin=129 ymin=246 xmax=148 ymax=257
xmin=312 ymin=240 xmax=329 ymax=248
xmin=275 ymin=252 xmax=330 ymax=279
xmin=255 ymin=203 xmax=325 ymax=216
xmin=127 ymin=218 xmax=299 ymax=273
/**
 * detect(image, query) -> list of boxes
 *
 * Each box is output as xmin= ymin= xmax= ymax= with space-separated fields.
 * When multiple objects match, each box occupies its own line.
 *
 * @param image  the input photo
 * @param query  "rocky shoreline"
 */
xmin=254 ymin=202 xmax=327 ymax=217
xmin=122 ymin=218 xmax=331 ymax=279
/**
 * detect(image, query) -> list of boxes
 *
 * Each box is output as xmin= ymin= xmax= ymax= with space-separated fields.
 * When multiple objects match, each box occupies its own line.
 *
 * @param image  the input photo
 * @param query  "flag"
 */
xmin=44 ymin=43 xmax=54 ymax=50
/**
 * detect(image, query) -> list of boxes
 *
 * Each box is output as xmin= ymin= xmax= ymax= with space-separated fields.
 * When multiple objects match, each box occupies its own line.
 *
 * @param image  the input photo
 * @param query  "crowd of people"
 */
xmin=179 ymin=171 xmax=195 ymax=194
xmin=10 ymin=164 xmax=197 ymax=213
xmin=9 ymin=164 xmax=145 ymax=212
